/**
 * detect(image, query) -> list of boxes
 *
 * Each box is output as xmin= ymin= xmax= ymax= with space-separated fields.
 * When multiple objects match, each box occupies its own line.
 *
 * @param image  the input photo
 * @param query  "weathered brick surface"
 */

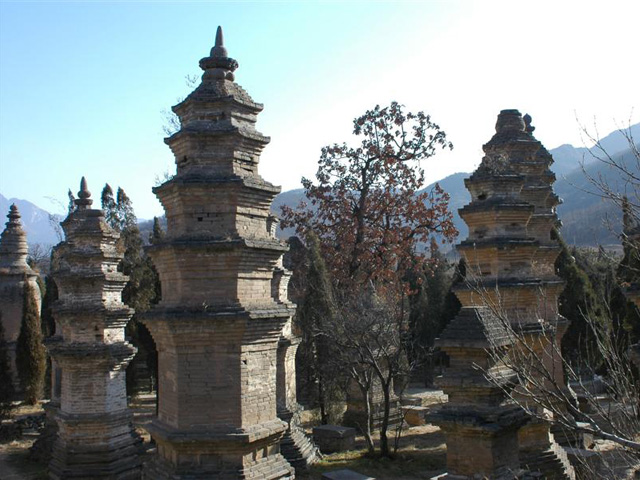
xmin=142 ymin=28 xmax=294 ymax=479
xmin=47 ymin=179 xmax=142 ymax=480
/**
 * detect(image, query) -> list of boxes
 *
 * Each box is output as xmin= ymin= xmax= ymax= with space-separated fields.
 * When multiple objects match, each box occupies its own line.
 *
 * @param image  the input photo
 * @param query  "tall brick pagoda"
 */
xmin=142 ymin=27 xmax=295 ymax=479
xmin=433 ymin=110 xmax=573 ymax=479
xmin=0 ymin=204 xmax=42 ymax=393
xmin=48 ymin=178 xmax=141 ymax=480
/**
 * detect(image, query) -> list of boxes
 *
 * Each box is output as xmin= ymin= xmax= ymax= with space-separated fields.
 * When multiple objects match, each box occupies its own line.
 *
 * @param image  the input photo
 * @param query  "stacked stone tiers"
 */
xmin=431 ymin=307 xmax=529 ymax=479
xmin=48 ymin=179 xmax=141 ymax=480
xmin=142 ymin=27 xmax=294 ymax=479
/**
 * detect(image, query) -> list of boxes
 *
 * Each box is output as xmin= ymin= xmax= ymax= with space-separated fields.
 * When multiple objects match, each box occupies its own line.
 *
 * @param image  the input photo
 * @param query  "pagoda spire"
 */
xmin=75 ymin=176 xmax=93 ymax=209
xmin=0 ymin=204 xmax=30 ymax=270
xmin=200 ymin=25 xmax=238 ymax=80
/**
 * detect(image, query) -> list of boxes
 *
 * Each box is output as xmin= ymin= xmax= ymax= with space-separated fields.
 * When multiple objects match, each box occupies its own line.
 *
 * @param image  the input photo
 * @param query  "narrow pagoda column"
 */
xmin=142 ymin=27 xmax=295 ymax=479
xmin=48 ymin=178 xmax=141 ymax=480
xmin=0 ymin=204 xmax=42 ymax=394
xmin=435 ymin=110 xmax=573 ymax=479
xmin=273 ymin=250 xmax=320 ymax=471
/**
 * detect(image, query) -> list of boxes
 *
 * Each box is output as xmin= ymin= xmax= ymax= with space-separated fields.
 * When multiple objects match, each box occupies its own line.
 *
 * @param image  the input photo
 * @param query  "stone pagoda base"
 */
xmin=143 ymin=419 xmax=294 ymax=479
xmin=278 ymin=409 xmax=319 ymax=471
xmin=49 ymin=410 xmax=142 ymax=480
xmin=429 ymin=402 xmax=529 ymax=480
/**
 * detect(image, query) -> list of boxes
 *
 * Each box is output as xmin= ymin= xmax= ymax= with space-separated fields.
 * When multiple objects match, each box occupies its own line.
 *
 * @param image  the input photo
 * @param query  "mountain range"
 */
xmin=2 ymin=123 xmax=638 ymax=252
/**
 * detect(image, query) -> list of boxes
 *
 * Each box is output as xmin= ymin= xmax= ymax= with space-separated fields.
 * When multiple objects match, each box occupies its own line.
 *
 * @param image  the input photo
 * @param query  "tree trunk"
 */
xmin=318 ymin=375 xmax=328 ymax=424
xmin=379 ymin=380 xmax=391 ymax=457
xmin=360 ymin=385 xmax=375 ymax=454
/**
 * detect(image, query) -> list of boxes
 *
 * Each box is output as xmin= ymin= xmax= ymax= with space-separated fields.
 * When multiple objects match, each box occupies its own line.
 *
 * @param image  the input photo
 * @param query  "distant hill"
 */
xmin=550 ymin=123 xmax=640 ymax=177
xmin=556 ymin=143 xmax=638 ymax=246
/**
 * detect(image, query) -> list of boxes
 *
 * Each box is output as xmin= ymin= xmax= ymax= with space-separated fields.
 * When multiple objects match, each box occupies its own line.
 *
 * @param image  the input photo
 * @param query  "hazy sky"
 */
xmin=0 ymin=1 xmax=638 ymax=219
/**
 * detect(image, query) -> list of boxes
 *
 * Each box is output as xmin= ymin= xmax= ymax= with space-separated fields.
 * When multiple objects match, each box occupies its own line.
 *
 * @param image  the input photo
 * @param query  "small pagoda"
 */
xmin=48 ymin=178 xmax=141 ymax=480
xmin=142 ymin=27 xmax=295 ymax=479
xmin=432 ymin=110 xmax=573 ymax=479
xmin=0 ymin=204 xmax=42 ymax=393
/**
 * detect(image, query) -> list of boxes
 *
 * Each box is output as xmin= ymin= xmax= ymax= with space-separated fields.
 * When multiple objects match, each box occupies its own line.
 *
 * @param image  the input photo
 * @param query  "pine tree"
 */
xmin=15 ymin=279 xmax=46 ymax=405
xmin=407 ymin=241 xmax=459 ymax=386
xmin=553 ymin=230 xmax=604 ymax=365
xmin=150 ymin=217 xmax=165 ymax=244
xmin=101 ymin=184 xmax=160 ymax=396
xmin=0 ymin=312 xmax=15 ymax=418
xmin=297 ymin=231 xmax=338 ymax=424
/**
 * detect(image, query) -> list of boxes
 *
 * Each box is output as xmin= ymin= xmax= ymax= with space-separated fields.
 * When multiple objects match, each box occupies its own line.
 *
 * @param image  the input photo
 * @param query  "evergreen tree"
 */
xmin=407 ymin=240 xmax=459 ymax=385
xmin=150 ymin=217 xmax=165 ymax=244
xmin=0 ymin=312 xmax=15 ymax=418
xmin=16 ymin=279 xmax=46 ymax=405
xmin=100 ymin=184 xmax=160 ymax=396
xmin=553 ymin=230 xmax=604 ymax=365
xmin=619 ymin=196 xmax=640 ymax=340
xmin=440 ymin=257 xmax=464 ymax=326
xmin=297 ymin=231 xmax=338 ymax=424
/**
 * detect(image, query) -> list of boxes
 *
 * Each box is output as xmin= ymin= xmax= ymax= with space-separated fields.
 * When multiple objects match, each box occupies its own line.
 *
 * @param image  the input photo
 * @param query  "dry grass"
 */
xmin=297 ymin=425 xmax=447 ymax=480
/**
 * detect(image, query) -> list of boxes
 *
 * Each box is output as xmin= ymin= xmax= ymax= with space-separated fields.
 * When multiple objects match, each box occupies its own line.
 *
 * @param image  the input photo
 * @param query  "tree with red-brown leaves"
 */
xmin=282 ymin=102 xmax=458 ymax=457
xmin=281 ymin=101 xmax=457 ymax=291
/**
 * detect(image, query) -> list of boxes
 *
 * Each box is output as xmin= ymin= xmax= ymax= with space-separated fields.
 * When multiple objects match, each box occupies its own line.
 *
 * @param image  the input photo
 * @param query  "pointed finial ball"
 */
xmin=75 ymin=176 xmax=93 ymax=209
xmin=78 ymin=176 xmax=91 ymax=199
xmin=211 ymin=26 xmax=228 ymax=58
xmin=200 ymin=25 xmax=238 ymax=80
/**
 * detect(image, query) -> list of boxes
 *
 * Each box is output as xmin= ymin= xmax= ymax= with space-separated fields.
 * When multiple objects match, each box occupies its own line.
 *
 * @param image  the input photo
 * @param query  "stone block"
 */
xmin=402 ymin=405 xmax=428 ymax=426
xmin=321 ymin=469 xmax=375 ymax=480
xmin=312 ymin=425 xmax=356 ymax=454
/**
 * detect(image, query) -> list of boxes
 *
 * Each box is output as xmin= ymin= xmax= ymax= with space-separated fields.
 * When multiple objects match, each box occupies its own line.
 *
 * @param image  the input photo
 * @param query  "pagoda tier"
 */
xmin=142 ymin=27 xmax=294 ymax=479
xmin=47 ymin=178 xmax=141 ymax=480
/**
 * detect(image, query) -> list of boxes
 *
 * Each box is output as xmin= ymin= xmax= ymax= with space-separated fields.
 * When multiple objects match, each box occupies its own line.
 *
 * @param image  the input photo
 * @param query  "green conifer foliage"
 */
xmin=100 ymin=184 xmax=159 ymax=396
xmin=407 ymin=243 xmax=461 ymax=385
xmin=554 ymin=231 xmax=603 ymax=365
xmin=15 ymin=279 xmax=46 ymax=405
xmin=0 ymin=312 xmax=15 ymax=418
xmin=297 ymin=231 xmax=339 ymax=424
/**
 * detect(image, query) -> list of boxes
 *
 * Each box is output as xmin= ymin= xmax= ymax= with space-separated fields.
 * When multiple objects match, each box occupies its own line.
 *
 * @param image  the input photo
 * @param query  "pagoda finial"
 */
xmin=211 ymin=26 xmax=227 ymax=57
xmin=7 ymin=204 xmax=21 ymax=224
xmin=523 ymin=113 xmax=535 ymax=134
xmin=75 ymin=176 xmax=93 ymax=209
xmin=200 ymin=25 xmax=238 ymax=81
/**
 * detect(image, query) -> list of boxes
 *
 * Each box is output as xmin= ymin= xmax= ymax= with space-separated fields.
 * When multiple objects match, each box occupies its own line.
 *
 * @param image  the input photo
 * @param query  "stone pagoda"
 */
xmin=433 ymin=110 xmax=573 ymax=479
xmin=0 ymin=204 xmax=42 ymax=392
xmin=431 ymin=306 xmax=529 ymax=479
xmin=48 ymin=178 xmax=141 ymax=480
xmin=142 ymin=27 xmax=295 ymax=479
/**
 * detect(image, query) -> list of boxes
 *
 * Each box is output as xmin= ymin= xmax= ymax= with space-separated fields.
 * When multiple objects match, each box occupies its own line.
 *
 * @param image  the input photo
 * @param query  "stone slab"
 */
xmin=321 ymin=469 xmax=375 ymax=480
xmin=402 ymin=405 xmax=428 ymax=426
xmin=312 ymin=425 xmax=356 ymax=454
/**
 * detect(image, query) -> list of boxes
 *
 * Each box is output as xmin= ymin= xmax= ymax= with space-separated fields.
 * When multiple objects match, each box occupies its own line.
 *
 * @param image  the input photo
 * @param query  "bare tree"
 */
xmin=321 ymin=286 xmax=416 ymax=457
